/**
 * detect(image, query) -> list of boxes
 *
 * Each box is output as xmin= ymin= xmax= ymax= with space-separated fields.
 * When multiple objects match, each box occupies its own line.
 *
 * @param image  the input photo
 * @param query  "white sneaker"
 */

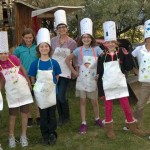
xmin=123 ymin=126 xmax=129 ymax=131
xmin=20 ymin=136 xmax=28 ymax=147
xmin=0 ymin=144 xmax=3 ymax=150
xmin=9 ymin=136 xmax=16 ymax=148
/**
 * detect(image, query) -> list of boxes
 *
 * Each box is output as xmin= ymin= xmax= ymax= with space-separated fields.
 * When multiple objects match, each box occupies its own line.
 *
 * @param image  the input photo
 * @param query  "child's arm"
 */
xmin=20 ymin=65 xmax=32 ymax=89
xmin=0 ymin=74 xmax=5 ymax=90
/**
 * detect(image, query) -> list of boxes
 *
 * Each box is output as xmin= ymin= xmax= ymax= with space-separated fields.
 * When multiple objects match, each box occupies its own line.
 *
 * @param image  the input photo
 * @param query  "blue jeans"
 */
xmin=56 ymin=77 xmax=70 ymax=123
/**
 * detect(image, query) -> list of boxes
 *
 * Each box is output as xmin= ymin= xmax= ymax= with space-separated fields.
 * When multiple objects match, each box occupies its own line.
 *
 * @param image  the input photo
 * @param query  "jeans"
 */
xmin=105 ymin=97 xmax=134 ymax=123
xmin=134 ymin=82 xmax=150 ymax=124
xmin=56 ymin=77 xmax=70 ymax=123
xmin=39 ymin=105 xmax=57 ymax=140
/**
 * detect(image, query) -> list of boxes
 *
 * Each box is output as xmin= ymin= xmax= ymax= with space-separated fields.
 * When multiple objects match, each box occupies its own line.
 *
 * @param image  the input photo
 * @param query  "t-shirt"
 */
xmin=0 ymin=54 xmax=24 ymax=77
xmin=132 ymin=44 xmax=150 ymax=65
xmin=13 ymin=43 xmax=37 ymax=73
xmin=28 ymin=58 xmax=61 ymax=84
xmin=73 ymin=46 xmax=103 ymax=66
xmin=51 ymin=36 xmax=77 ymax=52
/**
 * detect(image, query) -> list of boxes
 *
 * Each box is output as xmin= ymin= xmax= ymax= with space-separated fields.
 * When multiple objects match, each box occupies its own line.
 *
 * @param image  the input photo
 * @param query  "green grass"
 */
xmin=1 ymin=80 xmax=150 ymax=150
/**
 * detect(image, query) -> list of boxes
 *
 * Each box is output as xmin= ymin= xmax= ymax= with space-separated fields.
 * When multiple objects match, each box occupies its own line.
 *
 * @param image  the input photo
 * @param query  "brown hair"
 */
xmin=77 ymin=34 xmax=97 ymax=47
xmin=21 ymin=28 xmax=36 ymax=45
xmin=36 ymin=43 xmax=53 ymax=58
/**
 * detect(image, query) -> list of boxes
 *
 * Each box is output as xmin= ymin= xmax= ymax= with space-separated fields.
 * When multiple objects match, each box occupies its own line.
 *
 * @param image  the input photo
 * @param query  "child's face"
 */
xmin=81 ymin=34 xmax=92 ymax=47
xmin=22 ymin=33 xmax=34 ymax=47
xmin=39 ymin=43 xmax=50 ymax=56
xmin=105 ymin=41 xmax=117 ymax=51
xmin=0 ymin=53 xmax=9 ymax=61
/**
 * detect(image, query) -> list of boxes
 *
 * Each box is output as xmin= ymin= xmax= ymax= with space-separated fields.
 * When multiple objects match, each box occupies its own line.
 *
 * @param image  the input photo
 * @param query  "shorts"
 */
xmin=76 ymin=89 xmax=98 ymax=99
xmin=9 ymin=104 xmax=29 ymax=116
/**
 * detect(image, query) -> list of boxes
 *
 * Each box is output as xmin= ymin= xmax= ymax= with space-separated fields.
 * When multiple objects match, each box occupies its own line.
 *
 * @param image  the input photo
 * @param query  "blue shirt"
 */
xmin=28 ymin=58 xmax=61 ymax=84
xmin=13 ymin=43 xmax=37 ymax=72
xmin=73 ymin=46 xmax=103 ymax=66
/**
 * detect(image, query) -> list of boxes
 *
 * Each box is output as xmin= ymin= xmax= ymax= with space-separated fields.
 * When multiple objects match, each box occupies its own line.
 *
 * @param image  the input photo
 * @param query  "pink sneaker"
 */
xmin=79 ymin=124 xmax=87 ymax=134
xmin=95 ymin=119 xmax=104 ymax=128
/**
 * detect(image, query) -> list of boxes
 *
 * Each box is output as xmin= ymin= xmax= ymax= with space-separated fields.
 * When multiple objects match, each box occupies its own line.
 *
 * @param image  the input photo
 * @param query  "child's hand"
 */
xmin=95 ymin=74 xmax=99 ymax=81
xmin=122 ymin=48 xmax=129 ymax=55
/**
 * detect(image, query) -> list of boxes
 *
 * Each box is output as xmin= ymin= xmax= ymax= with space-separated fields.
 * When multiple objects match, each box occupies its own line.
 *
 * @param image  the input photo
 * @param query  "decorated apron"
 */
xmin=76 ymin=47 xmax=97 ymax=92
xmin=0 ymin=91 xmax=3 ymax=111
xmin=0 ymin=58 xmax=33 ymax=108
xmin=52 ymin=38 xmax=71 ymax=78
xmin=102 ymin=54 xmax=129 ymax=100
xmin=138 ymin=50 xmax=150 ymax=82
xmin=33 ymin=59 xmax=56 ymax=109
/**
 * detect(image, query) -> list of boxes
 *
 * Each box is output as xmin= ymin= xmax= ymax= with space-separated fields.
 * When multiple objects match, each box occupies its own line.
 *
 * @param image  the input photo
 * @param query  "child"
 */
xmin=51 ymin=10 xmax=77 ymax=125
xmin=132 ymin=20 xmax=150 ymax=129
xmin=28 ymin=28 xmax=61 ymax=145
xmin=0 ymin=31 xmax=33 ymax=148
xmin=13 ymin=28 xmax=40 ymax=127
xmin=97 ymin=21 xmax=145 ymax=139
xmin=66 ymin=18 xmax=103 ymax=134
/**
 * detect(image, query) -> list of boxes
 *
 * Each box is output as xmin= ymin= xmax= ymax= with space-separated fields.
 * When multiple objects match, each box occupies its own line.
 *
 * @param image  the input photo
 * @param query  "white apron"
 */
xmin=33 ymin=59 xmax=56 ymax=109
xmin=0 ymin=91 xmax=3 ymax=111
xmin=138 ymin=50 xmax=150 ymax=82
xmin=102 ymin=60 xmax=129 ymax=100
xmin=76 ymin=47 xmax=97 ymax=92
xmin=0 ymin=59 xmax=33 ymax=108
xmin=52 ymin=47 xmax=71 ymax=78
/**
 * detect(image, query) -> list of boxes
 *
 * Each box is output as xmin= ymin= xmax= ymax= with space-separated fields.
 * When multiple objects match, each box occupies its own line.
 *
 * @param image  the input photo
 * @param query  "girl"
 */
xmin=51 ymin=9 xmax=77 ymax=125
xmin=28 ymin=28 xmax=61 ymax=145
xmin=0 ymin=31 xmax=33 ymax=148
xmin=13 ymin=28 xmax=40 ymax=127
xmin=66 ymin=18 xmax=103 ymax=134
xmin=97 ymin=21 xmax=145 ymax=139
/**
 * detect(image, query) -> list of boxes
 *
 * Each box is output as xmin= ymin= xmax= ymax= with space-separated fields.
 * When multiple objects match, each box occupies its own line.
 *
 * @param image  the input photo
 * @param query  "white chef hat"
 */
xmin=54 ymin=9 xmax=67 ymax=28
xmin=80 ymin=18 xmax=93 ymax=36
xmin=37 ymin=28 xmax=51 ymax=46
xmin=103 ymin=21 xmax=117 ymax=42
xmin=0 ymin=31 xmax=9 ymax=53
xmin=144 ymin=20 xmax=150 ymax=39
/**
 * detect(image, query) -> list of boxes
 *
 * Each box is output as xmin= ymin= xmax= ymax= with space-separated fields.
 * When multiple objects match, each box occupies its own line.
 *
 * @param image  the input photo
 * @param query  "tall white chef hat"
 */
xmin=37 ymin=28 xmax=51 ymax=46
xmin=144 ymin=20 xmax=150 ymax=39
xmin=0 ymin=31 xmax=9 ymax=53
xmin=54 ymin=9 xmax=67 ymax=28
xmin=103 ymin=21 xmax=117 ymax=42
xmin=80 ymin=18 xmax=93 ymax=36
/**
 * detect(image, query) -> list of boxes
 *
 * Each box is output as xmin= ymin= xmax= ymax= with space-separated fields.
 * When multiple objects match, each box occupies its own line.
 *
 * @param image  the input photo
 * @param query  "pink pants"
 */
xmin=105 ymin=97 xmax=134 ymax=123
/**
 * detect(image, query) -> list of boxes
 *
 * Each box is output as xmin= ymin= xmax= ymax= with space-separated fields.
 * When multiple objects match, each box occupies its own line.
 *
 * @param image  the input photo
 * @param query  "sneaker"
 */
xmin=20 ymin=136 xmax=28 ymax=147
xmin=36 ymin=117 xmax=40 ymax=126
xmin=0 ymin=144 xmax=3 ymax=150
xmin=27 ymin=118 xmax=33 ymax=127
xmin=95 ymin=119 xmax=104 ymax=128
xmin=79 ymin=124 xmax=87 ymax=134
xmin=49 ymin=133 xmax=57 ymax=145
xmin=9 ymin=136 xmax=16 ymax=148
xmin=123 ymin=126 xmax=129 ymax=131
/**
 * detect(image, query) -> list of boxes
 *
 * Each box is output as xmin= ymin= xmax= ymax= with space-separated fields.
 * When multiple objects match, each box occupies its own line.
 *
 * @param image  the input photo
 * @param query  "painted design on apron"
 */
xmin=102 ymin=52 xmax=129 ymax=100
xmin=138 ymin=50 xmax=150 ymax=82
xmin=52 ymin=38 xmax=71 ymax=78
xmin=76 ymin=47 xmax=98 ymax=92
xmin=33 ymin=59 xmax=56 ymax=109
xmin=0 ymin=91 xmax=3 ymax=111
xmin=0 ymin=58 xmax=33 ymax=108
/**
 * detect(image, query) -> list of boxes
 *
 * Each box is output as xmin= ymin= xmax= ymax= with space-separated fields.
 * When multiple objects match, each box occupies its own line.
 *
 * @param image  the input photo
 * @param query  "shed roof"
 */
xmin=31 ymin=5 xmax=84 ymax=18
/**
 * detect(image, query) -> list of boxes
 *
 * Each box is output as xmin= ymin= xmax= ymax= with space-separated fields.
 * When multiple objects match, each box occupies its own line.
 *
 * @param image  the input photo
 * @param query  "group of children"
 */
xmin=0 ymin=8 xmax=150 ymax=149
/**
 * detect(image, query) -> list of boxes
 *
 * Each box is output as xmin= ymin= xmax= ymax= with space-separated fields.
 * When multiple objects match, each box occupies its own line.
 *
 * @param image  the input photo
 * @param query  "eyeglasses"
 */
xmin=57 ymin=25 xmax=67 ymax=30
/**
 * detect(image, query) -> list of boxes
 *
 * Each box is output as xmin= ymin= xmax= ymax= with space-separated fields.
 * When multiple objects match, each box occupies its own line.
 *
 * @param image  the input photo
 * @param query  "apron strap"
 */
xmin=79 ymin=46 xmax=96 ymax=62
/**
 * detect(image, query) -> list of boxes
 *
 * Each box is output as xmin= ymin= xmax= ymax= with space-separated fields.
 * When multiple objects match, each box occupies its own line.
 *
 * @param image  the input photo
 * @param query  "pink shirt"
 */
xmin=0 ymin=55 xmax=24 ymax=77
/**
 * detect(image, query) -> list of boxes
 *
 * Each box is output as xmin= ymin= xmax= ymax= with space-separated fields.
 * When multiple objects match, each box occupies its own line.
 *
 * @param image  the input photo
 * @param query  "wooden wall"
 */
xmin=14 ymin=3 xmax=34 ymax=46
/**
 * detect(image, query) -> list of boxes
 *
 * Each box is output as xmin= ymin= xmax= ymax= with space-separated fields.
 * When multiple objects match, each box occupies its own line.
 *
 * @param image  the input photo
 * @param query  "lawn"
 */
xmin=0 ymin=80 xmax=150 ymax=150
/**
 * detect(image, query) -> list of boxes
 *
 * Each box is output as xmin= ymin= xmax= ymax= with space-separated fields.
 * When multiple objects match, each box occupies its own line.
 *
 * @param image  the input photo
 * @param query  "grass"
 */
xmin=1 ymin=80 xmax=150 ymax=150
